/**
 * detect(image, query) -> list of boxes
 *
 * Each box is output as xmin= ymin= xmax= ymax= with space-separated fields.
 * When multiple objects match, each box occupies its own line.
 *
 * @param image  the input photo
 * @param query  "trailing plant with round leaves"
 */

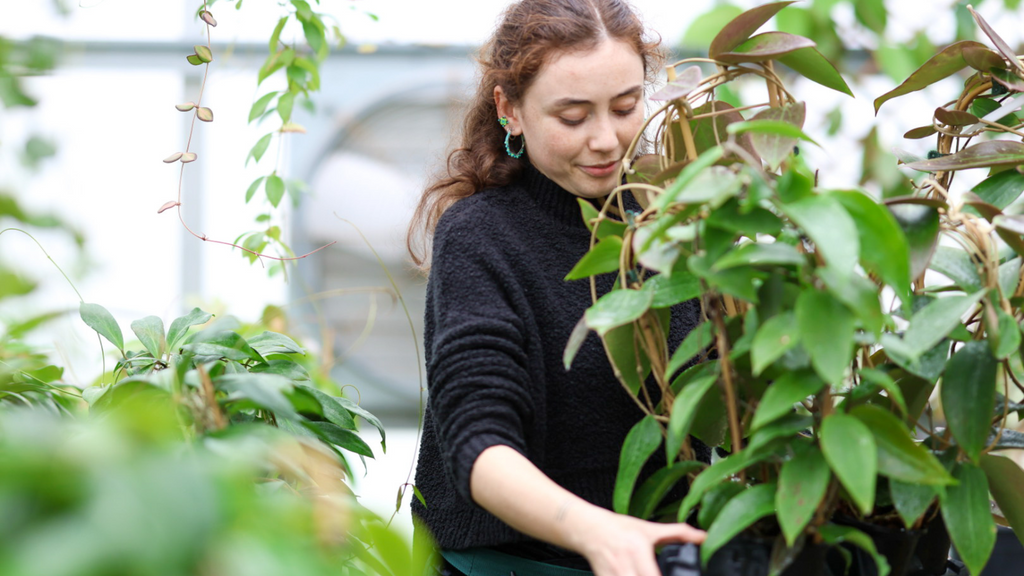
xmin=566 ymin=3 xmax=1024 ymax=575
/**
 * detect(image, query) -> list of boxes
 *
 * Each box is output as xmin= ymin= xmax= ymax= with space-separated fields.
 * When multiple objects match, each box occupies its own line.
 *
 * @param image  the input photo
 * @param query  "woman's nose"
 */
xmin=589 ymin=115 xmax=619 ymax=152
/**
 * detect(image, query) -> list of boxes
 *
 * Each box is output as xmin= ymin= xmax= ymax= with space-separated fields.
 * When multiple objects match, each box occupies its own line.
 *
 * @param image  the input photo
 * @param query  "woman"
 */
xmin=407 ymin=1 xmax=707 ymax=574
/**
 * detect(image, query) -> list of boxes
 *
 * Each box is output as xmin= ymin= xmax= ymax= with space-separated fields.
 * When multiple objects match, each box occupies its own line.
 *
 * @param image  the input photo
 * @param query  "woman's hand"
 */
xmin=470 ymin=445 xmax=705 ymax=576
xmin=563 ymin=502 xmax=705 ymax=576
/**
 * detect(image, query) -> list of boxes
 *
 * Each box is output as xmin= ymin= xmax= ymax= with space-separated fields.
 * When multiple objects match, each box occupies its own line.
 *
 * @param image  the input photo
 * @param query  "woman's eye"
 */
xmin=615 ymin=106 xmax=637 ymax=117
xmin=559 ymin=116 xmax=585 ymax=126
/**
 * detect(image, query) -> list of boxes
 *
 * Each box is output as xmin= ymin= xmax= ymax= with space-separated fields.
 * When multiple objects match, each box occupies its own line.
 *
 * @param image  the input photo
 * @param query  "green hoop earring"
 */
xmin=504 ymin=131 xmax=525 ymax=159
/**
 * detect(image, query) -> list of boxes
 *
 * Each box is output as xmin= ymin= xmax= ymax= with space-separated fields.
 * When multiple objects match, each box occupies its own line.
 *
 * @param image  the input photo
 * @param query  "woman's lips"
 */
xmin=579 ymin=162 xmax=617 ymax=178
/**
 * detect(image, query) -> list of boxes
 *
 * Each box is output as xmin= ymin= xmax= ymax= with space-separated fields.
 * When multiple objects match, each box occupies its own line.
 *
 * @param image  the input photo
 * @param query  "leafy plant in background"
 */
xmin=567 ymin=2 xmax=1024 ymax=575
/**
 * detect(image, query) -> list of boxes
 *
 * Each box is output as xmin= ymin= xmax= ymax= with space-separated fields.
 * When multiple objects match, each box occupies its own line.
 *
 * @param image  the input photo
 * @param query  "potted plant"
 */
xmin=565 ymin=2 xmax=1024 ymax=575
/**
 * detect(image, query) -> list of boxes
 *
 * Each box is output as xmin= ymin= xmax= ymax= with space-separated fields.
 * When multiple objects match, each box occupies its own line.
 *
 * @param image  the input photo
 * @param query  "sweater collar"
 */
xmin=519 ymin=161 xmax=594 ymax=229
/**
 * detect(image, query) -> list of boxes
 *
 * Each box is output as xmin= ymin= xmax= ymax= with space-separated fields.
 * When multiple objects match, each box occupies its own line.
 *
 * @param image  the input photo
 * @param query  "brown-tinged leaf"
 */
xmin=626 ymin=154 xmax=662 ymax=185
xmin=181 ymin=152 xmax=198 ymax=163
xmin=196 ymin=107 xmax=214 ymax=122
xmin=963 ymin=45 xmax=1006 ymax=72
xmin=186 ymin=54 xmax=203 ymax=66
xmin=675 ymin=101 xmax=759 ymax=163
xmin=709 ymin=1 xmax=798 ymax=58
xmin=716 ymin=32 xmax=816 ymax=65
xmin=280 ymin=122 xmax=307 ymax=133
xmin=905 ymin=140 xmax=1024 ymax=172
xmin=961 ymin=192 xmax=1002 ymax=221
xmin=748 ymin=101 xmax=805 ymax=170
xmin=934 ymin=106 xmax=979 ymax=126
xmin=904 ymin=125 xmax=937 ymax=139
xmin=200 ymin=10 xmax=217 ymax=27
xmin=958 ymin=193 xmax=1024 ymax=254
xmin=995 ymin=214 xmax=1024 ymax=236
xmin=175 ymin=102 xmax=196 ymax=112
xmin=194 ymin=45 xmax=213 ymax=63
xmin=874 ymin=41 xmax=988 ymax=113
xmin=163 ymin=152 xmax=183 ymax=163
xmin=157 ymin=201 xmax=181 ymax=214
xmin=968 ymin=6 xmax=1024 ymax=73
xmin=893 ymin=148 xmax=924 ymax=165
xmin=992 ymin=69 xmax=1024 ymax=93
xmin=651 ymin=66 xmax=702 ymax=101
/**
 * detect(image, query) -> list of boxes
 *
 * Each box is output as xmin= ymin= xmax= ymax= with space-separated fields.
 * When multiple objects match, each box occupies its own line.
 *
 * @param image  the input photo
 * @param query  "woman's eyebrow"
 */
xmin=551 ymin=85 xmax=643 ymax=107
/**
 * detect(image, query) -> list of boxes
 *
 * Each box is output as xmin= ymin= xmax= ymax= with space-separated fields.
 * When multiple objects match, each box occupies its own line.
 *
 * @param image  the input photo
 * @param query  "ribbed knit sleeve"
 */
xmin=426 ymin=207 xmax=536 ymax=503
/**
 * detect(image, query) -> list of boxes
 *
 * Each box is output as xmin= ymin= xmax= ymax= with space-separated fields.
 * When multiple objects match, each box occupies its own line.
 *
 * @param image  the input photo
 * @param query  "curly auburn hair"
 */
xmin=406 ymin=0 xmax=663 ymax=268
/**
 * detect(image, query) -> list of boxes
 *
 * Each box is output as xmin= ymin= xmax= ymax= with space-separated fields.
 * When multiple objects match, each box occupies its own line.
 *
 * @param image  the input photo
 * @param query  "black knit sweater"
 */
xmin=411 ymin=163 xmax=703 ymax=554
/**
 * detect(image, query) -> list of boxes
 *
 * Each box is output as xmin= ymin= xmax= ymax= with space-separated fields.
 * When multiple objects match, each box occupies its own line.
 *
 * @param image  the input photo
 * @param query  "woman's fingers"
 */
xmin=650 ymin=521 xmax=707 ymax=545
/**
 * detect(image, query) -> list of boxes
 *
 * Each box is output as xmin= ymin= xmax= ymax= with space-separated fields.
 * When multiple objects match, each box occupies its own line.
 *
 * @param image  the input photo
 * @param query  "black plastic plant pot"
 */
xmin=832 ymin=512 xmax=964 ymax=576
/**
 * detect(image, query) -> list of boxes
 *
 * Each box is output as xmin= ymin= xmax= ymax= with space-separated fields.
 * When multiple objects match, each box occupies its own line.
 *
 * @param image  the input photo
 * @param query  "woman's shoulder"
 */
xmin=434 ymin=182 xmax=525 ymax=241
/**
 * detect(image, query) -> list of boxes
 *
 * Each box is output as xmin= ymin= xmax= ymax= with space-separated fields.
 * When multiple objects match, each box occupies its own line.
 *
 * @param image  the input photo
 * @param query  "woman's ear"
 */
xmin=493 ymin=85 xmax=521 ymax=136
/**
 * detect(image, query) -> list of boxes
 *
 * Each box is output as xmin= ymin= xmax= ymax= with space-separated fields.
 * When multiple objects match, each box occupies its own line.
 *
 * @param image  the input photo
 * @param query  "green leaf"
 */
xmin=603 ymin=322 xmax=649 ymax=396
xmin=942 ymin=340 xmax=997 ymax=462
xmin=296 ymin=384 xmax=355 ymax=429
xmin=247 ymin=133 xmax=273 ymax=166
xmin=991 ymin=305 xmax=1020 ymax=360
xmin=277 ymin=91 xmax=295 ymax=123
xmin=889 ymin=479 xmax=937 ymax=528
xmin=751 ymin=311 xmax=799 ymax=376
xmin=713 ymin=242 xmax=804 ymax=272
xmin=266 ymin=175 xmax=285 ymax=208
xmin=778 ymin=447 xmax=830 ymax=546
xmin=783 ymin=194 xmax=859 ymax=279
xmin=751 ymin=369 xmax=824 ymax=431
xmin=888 ymin=203 xmax=940 ymax=281
xmin=247 ymin=331 xmax=304 ymax=356
xmin=248 ymin=92 xmax=277 ymax=123
xmin=980 ymin=454 xmax=1024 ymax=548
xmin=585 ymin=289 xmax=653 ymax=336
xmin=942 ymin=461 xmax=997 ymax=576
xmin=747 ymin=413 xmax=812 ymax=453
xmin=194 ymin=45 xmax=213 ymax=63
xmin=184 ymin=331 xmax=264 ymax=363
xmin=698 ymin=481 xmax=746 ymax=529
xmin=678 ymin=452 xmax=763 ymax=522
xmin=130 ymin=316 xmax=166 ymax=359
xmin=818 ymin=525 xmax=891 ymax=576
xmin=80 ymin=302 xmax=124 ymax=351
xmin=613 ymin=416 xmax=662 ymax=514
xmin=269 ymin=16 xmax=287 ymax=50
xmin=851 ymin=404 xmax=954 ymax=485
xmin=853 ymin=0 xmax=886 ymax=34
xmin=655 ymin=146 xmax=724 ymax=209
xmin=963 ymin=45 xmax=1007 ymax=72
xmin=970 ymin=97 xmax=1020 ymax=127
xmin=565 ymin=236 xmax=623 ymax=280
xmin=630 ymin=461 xmax=705 ymax=519
xmin=245 ymin=176 xmax=265 ymax=203
xmin=906 ymin=141 xmax=1024 ymax=172
xmin=968 ymin=5 xmax=1024 ymax=75
xmin=716 ymin=31 xmax=815 ymax=64
xmin=777 ymin=46 xmax=853 ymax=97
xmin=253 ymin=359 xmax=309 ymax=382
xmin=857 ymin=368 xmax=909 ymax=417
xmin=743 ymin=102 xmax=806 ymax=170
xmin=898 ymin=291 xmax=985 ymax=359
xmin=333 ymin=394 xmax=386 ymax=449
xmin=833 ymin=190 xmax=912 ymax=304
xmin=874 ymin=41 xmax=988 ymax=113
xmin=186 ymin=54 xmax=203 ymax=66
xmin=929 ymin=246 xmax=983 ymax=292
xmin=681 ymin=5 xmax=744 ymax=50
xmin=971 ymin=170 xmax=1024 ymax=210
xmin=701 ymin=483 xmax=778 ymax=565
xmin=726 ymin=119 xmax=818 ymax=146
xmin=820 ymin=413 xmax=877 ymax=515
xmin=999 ymin=258 xmax=1022 ymax=299
xmin=709 ymin=1 xmax=798 ymax=58
xmin=796 ymin=290 xmax=853 ymax=385
xmin=666 ymin=375 xmax=718 ymax=462
xmin=682 ymin=101 xmax=759 ymax=162
xmin=216 ymin=373 xmax=297 ymax=420
xmin=647 ymin=271 xmax=701 ymax=308
xmin=563 ymin=316 xmax=589 ymax=370
xmin=665 ymin=322 xmax=714 ymax=379
xmin=305 ymin=421 xmax=374 ymax=457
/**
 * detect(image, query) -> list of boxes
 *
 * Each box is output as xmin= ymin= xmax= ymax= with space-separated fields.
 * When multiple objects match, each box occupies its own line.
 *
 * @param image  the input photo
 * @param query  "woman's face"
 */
xmin=497 ymin=39 xmax=646 ymax=199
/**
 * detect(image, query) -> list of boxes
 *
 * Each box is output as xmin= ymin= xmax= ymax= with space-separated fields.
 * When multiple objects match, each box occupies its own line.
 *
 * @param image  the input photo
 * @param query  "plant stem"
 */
xmin=710 ymin=298 xmax=744 ymax=466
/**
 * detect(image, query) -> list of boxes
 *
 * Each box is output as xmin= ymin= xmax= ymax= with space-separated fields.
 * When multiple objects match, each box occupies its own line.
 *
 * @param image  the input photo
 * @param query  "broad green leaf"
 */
xmin=666 ymin=375 xmax=718 ymax=462
xmin=678 ymin=452 xmax=764 ymax=522
xmin=296 ymin=384 xmax=355 ymax=429
xmin=247 ymin=133 xmax=273 ymax=166
xmin=668 ymin=166 xmax=742 ymax=207
xmin=245 ymin=176 xmax=265 ymax=203
xmin=613 ymin=416 xmax=662 ymax=514
xmin=818 ymin=267 xmax=884 ymax=336
xmin=751 ymin=369 xmax=823 ymax=431
xmin=818 ymin=525 xmax=891 ymax=576
xmin=665 ymin=322 xmax=714 ymax=380
xmin=630 ymin=461 xmax=705 ymax=519
xmin=248 ymin=91 xmax=277 ymax=123
xmin=778 ymin=448 xmax=830 ymax=546
xmin=992 ymin=68 xmax=1024 ymax=92
xmin=682 ymin=5 xmax=743 ymax=50
xmin=701 ymin=483 xmax=777 ymax=565
xmin=186 ymin=54 xmax=203 ymax=66
xmin=705 ymin=200 xmax=783 ymax=237
xmin=942 ymin=341 xmax=997 ymax=462
xmin=853 ymin=0 xmax=886 ymax=34
xmin=744 ymin=102 xmax=806 ymax=170
xmin=253 ymin=359 xmax=309 ymax=381
xmin=783 ymin=194 xmax=859 ymax=279
xmin=971 ymin=170 xmax=1024 ymax=210
xmin=991 ymin=305 xmax=1021 ymax=360
xmin=929 ymin=246 xmax=983 ymax=292
xmin=603 ymin=322 xmax=650 ymax=396
xmin=266 ymin=175 xmax=285 ymax=208
xmin=999 ymin=258 xmax=1022 ymax=300
xmin=80 ymin=302 xmax=124 ymax=351
xmin=184 ymin=331 xmax=265 ymax=363
xmin=888 ymin=203 xmax=939 ymax=281
xmin=305 ymin=421 xmax=374 ymax=457
xmin=796 ymin=290 xmax=853 ymax=385
xmin=566 ymin=236 xmax=623 ymax=280
xmin=709 ymin=1 xmax=797 ymax=58
xmin=634 ymin=226 xmax=683 ymax=274
xmin=970 ymin=97 xmax=1020 ymax=127
xmin=277 ymin=91 xmax=295 ymax=123
xmin=746 ymin=413 xmax=812 ymax=453
xmin=874 ymin=41 xmax=988 ymax=113
xmin=851 ymin=404 xmax=954 ymax=485
xmin=130 ymin=316 xmax=166 ymax=359
xmin=715 ymin=32 xmax=815 ymax=64
xmin=942 ymin=461 xmax=996 ymax=576
xmin=332 ymin=394 xmax=386 ymax=449
xmin=698 ymin=481 xmax=746 ymax=529
xmin=857 ymin=368 xmax=909 ymax=417
xmin=833 ymin=190 xmax=912 ymax=304
xmin=577 ymin=198 xmax=627 ymax=239
xmin=269 ymin=15 xmax=287 ymax=50
xmin=751 ymin=311 xmax=799 ymax=376
xmin=906 ymin=141 xmax=1024 ymax=172
xmin=820 ymin=413 xmax=877 ymax=515
xmin=899 ymin=291 xmax=985 ymax=359
xmin=682 ymin=101 xmax=759 ymax=161
xmin=726 ymin=119 xmax=818 ymax=146
xmin=687 ymin=253 xmax=763 ymax=302
xmin=980 ymin=454 xmax=1024 ymax=547
xmin=890 ymin=479 xmax=937 ymax=528
xmin=585 ymin=289 xmax=653 ymax=336
xmin=777 ymin=46 xmax=853 ymax=97
xmin=656 ymin=146 xmax=724 ymax=209
xmin=216 ymin=373 xmax=297 ymax=420
xmin=648 ymin=271 xmax=701 ymax=308
xmin=712 ymin=242 xmax=804 ymax=271
xmin=247 ymin=332 xmax=304 ymax=356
